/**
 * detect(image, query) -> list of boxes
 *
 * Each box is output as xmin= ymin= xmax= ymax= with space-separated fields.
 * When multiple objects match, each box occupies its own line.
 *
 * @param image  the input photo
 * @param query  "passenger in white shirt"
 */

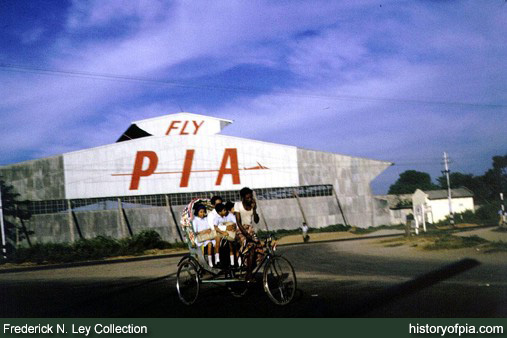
xmin=207 ymin=195 xmax=223 ymax=229
xmin=192 ymin=204 xmax=216 ymax=267
xmin=206 ymin=195 xmax=224 ymax=266
xmin=213 ymin=203 xmax=237 ymax=267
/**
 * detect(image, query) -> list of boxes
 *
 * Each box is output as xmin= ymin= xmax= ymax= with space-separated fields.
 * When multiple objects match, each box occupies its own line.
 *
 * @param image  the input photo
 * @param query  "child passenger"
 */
xmin=214 ymin=203 xmax=238 ymax=267
xmin=192 ymin=204 xmax=216 ymax=267
xmin=207 ymin=195 xmax=223 ymax=229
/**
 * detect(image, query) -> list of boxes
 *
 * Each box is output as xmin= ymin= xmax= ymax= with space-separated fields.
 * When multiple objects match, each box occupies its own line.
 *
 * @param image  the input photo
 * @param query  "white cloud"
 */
xmin=1 ymin=0 xmax=506 ymax=194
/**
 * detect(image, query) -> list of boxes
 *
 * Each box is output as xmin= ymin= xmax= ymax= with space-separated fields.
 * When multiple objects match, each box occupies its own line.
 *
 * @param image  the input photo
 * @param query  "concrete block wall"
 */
xmin=18 ymin=213 xmax=74 ymax=244
xmin=18 ymin=195 xmax=348 ymax=244
xmin=372 ymin=197 xmax=392 ymax=226
xmin=23 ymin=207 xmax=186 ymax=244
xmin=0 ymin=156 xmax=65 ymax=200
xmin=123 ymin=207 xmax=183 ymax=241
xmin=297 ymin=148 xmax=392 ymax=227
xmin=257 ymin=196 xmax=345 ymax=231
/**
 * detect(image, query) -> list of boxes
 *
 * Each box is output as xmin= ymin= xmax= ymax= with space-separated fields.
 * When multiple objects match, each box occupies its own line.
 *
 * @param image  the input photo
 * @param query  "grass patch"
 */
xmin=423 ymin=235 xmax=488 ymax=250
xmin=8 ymin=230 xmax=185 ymax=265
xmin=258 ymin=223 xmax=404 ymax=240
xmin=257 ymin=223 xmax=351 ymax=239
xmin=350 ymin=224 xmax=406 ymax=235
xmin=380 ymin=233 xmax=495 ymax=251
xmin=483 ymin=241 xmax=507 ymax=253
xmin=384 ymin=242 xmax=404 ymax=248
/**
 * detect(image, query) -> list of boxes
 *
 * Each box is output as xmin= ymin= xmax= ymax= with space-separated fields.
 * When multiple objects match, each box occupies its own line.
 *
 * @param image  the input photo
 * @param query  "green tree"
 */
xmin=436 ymin=172 xmax=474 ymax=189
xmin=482 ymin=155 xmax=507 ymax=201
xmin=435 ymin=155 xmax=507 ymax=204
xmin=388 ymin=170 xmax=438 ymax=194
xmin=436 ymin=172 xmax=489 ymax=203
xmin=0 ymin=179 xmax=33 ymax=256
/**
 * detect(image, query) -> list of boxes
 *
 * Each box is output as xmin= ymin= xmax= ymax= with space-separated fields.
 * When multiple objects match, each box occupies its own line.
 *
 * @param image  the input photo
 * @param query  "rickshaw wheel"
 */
xmin=176 ymin=259 xmax=200 ymax=305
xmin=263 ymin=256 xmax=297 ymax=306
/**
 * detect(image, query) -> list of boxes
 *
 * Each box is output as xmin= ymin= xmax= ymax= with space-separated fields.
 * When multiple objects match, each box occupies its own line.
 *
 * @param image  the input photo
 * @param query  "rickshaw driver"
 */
xmin=234 ymin=187 xmax=262 ymax=282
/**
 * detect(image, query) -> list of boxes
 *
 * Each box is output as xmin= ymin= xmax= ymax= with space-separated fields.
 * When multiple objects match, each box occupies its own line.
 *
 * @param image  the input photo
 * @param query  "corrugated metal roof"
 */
xmin=424 ymin=188 xmax=474 ymax=200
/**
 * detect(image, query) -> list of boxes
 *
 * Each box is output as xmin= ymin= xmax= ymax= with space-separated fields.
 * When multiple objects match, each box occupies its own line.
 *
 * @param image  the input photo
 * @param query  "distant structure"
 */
xmin=412 ymin=188 xmax=475 ymax=225
xmin=374 ymin=194 xmax=413 ymax=225
xmin=0 ymin=112 xmax=392 ymax=244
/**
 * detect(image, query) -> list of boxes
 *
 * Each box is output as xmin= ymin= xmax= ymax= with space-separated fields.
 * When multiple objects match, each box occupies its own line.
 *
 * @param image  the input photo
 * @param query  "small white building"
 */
xmin=412 ymin=188 xmax=475 ymax=225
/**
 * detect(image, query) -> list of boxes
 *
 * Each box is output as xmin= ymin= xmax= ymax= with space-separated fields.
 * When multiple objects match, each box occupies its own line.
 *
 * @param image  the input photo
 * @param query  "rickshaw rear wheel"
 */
xmin=263 ymin=256 xmax=297 ymax=306
xmin=176 ymin=259 xmax=200 ymax=305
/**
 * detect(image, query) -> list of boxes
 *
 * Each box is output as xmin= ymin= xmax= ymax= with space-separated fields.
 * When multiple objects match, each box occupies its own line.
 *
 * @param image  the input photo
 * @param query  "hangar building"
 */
xmin=0 ymin=113 xmax=392 ymax=244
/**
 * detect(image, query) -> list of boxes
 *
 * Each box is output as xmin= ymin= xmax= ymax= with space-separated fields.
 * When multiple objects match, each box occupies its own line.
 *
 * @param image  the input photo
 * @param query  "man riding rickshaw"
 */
xmin=176 ymin=187 xmax=296 ymax=306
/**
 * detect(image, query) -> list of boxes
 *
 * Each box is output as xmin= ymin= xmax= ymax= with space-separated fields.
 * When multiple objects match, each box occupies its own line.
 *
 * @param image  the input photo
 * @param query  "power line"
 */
xmin=1 ymin=63 xmax=506 ymax=108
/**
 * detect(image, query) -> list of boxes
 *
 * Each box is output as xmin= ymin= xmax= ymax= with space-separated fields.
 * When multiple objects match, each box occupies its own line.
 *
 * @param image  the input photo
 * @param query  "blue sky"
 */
xmin=1 ymin=0 xmax=506 ymax=194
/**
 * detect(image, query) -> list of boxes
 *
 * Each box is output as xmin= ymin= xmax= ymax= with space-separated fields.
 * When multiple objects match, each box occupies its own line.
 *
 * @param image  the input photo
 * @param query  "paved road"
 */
xmin=1 ymin=238 xmax=506 ymax=317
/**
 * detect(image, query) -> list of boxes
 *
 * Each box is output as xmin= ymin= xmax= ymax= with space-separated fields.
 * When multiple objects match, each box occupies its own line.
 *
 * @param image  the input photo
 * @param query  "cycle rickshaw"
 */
xmin=176 ymin=198 xmax=297 ymax=306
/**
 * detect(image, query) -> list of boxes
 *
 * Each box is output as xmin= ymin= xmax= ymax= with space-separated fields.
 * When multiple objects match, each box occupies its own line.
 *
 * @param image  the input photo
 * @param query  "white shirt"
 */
xmin=192 ymin=216 xmax=215 ymax=247
xmin=193 ymin=216 xmax=211 ymax=233
xmin=224 ymin=212 xmax=237 ymax=224
xmin=214 ymin=212 xmax=237 ymax=230
xmin=207 ymin=209 xmax=219 ymax=228
xmin=234 ymin=201 xmax=254 ymax=226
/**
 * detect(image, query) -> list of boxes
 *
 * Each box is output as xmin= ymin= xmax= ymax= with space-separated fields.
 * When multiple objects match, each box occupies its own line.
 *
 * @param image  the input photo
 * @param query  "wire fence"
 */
xmin=28 ymin=184 xmax=333 ymax=215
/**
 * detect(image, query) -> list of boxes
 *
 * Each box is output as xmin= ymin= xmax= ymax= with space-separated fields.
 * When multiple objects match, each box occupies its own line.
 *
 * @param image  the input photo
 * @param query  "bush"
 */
xmin=475 ymin=204 xmax=498 ymax=224
xmin=120 ymin=230 xmax=170 ymax=255
xmin=74 ymin=236 xmax=121 ymax=260
xmin=8 ymin=230 xmax=175 ymax=265
xmin=310 ymin=224 xmax=350 ymax=233
xmin=13 ymin=242 xmax=74 ymax=264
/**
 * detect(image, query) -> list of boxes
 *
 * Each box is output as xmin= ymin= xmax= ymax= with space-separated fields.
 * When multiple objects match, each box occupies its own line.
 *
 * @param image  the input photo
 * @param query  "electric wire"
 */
xmin=1 ymin=63 xmax=506 ymax=108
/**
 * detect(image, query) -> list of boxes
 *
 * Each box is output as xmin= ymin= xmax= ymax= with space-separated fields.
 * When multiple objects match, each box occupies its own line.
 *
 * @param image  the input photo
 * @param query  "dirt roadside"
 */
xmin=1 ymin=226 xmax=506 ymax=272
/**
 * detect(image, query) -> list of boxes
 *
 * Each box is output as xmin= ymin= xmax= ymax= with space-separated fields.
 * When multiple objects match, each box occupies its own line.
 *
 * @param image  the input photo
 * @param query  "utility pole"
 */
xmin=501 ymin=193 xmax=505 ymax=228
xmin=443 ymin=152 xmax=454 ymax=227
xmin=0 ymin=186 xmax=7 ymax=260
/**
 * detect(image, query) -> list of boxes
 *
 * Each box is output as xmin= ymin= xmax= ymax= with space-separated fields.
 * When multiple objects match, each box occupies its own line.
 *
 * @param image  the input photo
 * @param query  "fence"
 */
xmin=8 ymin=184 xmax=350 ymax=245
xmin=27 ymin=185 xmax=334 ymax=214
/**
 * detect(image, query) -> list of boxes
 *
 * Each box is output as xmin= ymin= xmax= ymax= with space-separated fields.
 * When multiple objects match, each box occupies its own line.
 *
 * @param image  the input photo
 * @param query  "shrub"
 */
xmin=475 ymin=204 xmax=498 ymax=224
xmin=73 ymin=236 xmax=121 ymax=260
xmin=7 ymin=230 xmax=175 ymax=264
xmin=310 ymin=224 xmax=350 ymax=233
xmin=13 ymin=242 xmax=74 ymax=264
xmin=120 ymin=230 xmax=170 ymax=255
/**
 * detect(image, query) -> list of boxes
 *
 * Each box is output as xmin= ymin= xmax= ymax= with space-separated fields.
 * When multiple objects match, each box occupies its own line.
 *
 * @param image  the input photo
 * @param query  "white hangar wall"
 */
xmin=63 ymin=134 xmax=299 ymax=199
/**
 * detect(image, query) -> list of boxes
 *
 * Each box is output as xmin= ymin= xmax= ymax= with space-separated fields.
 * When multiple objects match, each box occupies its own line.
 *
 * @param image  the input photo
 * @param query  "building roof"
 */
xmin=132 ymin=112 xmax=233 ymax=125
xmin=117 ymin=112 xmax=233 ymax=142
xmin=423 ymin=187 xmax=474 ymax=200
xmin=375 ymin=194 xmax=413 ymax=209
